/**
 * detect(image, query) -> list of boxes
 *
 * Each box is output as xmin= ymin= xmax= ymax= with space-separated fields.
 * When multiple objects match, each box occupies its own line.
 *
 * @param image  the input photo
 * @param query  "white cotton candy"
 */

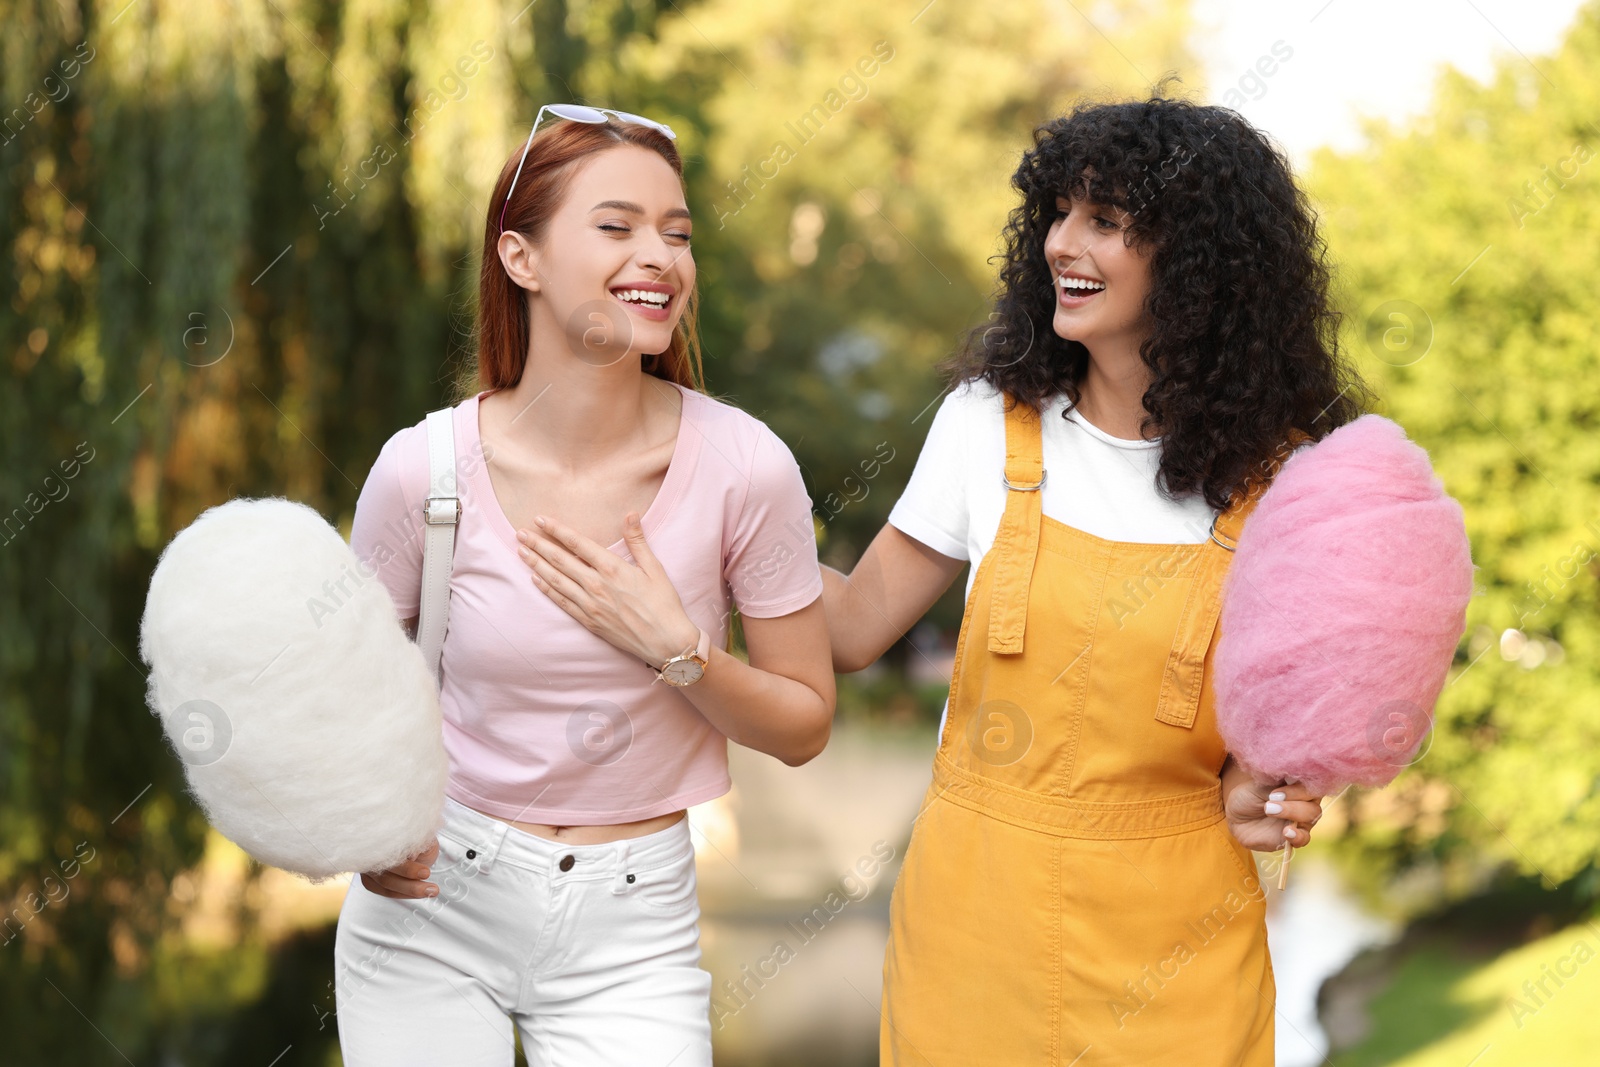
xmin=139 ymin=496 xmax=447 ymax=882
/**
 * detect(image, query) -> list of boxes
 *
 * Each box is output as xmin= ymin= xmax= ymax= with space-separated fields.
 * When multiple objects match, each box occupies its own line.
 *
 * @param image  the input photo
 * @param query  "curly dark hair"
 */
xmin=940 ymin=85 xmax=1374 ymax=511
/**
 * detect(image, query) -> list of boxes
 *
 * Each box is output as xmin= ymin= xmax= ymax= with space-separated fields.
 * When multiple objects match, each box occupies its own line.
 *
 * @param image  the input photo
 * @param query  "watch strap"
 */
xmin=655 ymin=627 xmax=710 ymax=684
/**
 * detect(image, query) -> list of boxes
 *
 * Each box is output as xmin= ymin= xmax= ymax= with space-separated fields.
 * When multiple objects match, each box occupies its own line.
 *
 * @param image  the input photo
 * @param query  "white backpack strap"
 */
xmin=417 ymin=407 xmax=459 ymax=688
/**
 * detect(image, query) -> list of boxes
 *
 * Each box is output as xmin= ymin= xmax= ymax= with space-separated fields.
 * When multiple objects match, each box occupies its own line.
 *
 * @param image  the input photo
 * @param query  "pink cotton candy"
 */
xmin=1213 ymin=414 xmax=1475 ymax=798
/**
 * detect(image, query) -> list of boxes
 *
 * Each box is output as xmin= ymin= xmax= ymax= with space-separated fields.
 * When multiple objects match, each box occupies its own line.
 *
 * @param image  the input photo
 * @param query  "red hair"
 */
xmin=471 ymin=119 xmax=705 ymax=397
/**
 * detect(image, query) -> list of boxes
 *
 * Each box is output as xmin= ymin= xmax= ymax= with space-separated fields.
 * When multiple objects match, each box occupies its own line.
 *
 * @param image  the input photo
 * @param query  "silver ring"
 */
xmin=1001 ymin=469 xmax=1047 ymax=492
xmin=1208 ymin=512 xmax=1236 ymax=551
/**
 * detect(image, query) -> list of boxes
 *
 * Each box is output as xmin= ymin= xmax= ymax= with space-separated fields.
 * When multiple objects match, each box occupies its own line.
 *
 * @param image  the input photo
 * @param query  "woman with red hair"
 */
xmin=335 ymin=107 xmax=834 ymax=1065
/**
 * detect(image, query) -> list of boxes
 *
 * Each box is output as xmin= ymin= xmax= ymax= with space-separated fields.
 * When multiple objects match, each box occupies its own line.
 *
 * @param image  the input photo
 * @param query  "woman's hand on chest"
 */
xmin=516 ymin=510 xmax=699 ymax=669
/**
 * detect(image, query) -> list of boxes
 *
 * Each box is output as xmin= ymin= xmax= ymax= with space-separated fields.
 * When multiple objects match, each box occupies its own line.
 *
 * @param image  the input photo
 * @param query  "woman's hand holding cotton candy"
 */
xmin=361 ymin=837 xmax=442 ymax=900
xmin=1223 ymin=765 xmax=1323 ymax=852
xmin=516 ymin=511 xmax=699 ymax=666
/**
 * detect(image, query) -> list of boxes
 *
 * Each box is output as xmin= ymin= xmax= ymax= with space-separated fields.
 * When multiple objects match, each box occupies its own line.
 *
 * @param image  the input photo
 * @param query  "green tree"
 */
xmin=1307 ymin=1 xmax=1600 ymax=902
xmin=1 ymin=0 xmax=561 ymax=1057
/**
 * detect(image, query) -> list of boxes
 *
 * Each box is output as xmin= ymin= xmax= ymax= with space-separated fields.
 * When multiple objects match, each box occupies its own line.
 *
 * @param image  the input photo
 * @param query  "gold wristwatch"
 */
xmin=655 ymin=627 xmax=711 ymax=687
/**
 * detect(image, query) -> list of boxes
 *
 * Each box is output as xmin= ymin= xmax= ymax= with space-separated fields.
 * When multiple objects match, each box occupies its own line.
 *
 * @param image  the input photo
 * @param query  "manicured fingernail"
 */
xmin=535 ymin=516 xmax=547 ymax=527
xmin=1269 ymin=791 xmax=1286 ymax=801
xmin=426 ymin=885 xmax=438 ymax=896
xmin=1283 ymin=825 xmax=1296 ymax=838
xmin=518 ymin=547 xmax=530 ymax=558
xmin=1264 ymin=801 xmax=1283 ymax=814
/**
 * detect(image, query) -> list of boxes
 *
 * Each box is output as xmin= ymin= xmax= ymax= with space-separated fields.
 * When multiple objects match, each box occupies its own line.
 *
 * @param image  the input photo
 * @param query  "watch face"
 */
xmin=663 ymin=659 xmax=704 ymax=686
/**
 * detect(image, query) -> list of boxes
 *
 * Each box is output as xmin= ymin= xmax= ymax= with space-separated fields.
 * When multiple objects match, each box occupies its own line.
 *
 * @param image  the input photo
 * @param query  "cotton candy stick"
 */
xmin=1276 ymin=774 xmax=1301 ymax=890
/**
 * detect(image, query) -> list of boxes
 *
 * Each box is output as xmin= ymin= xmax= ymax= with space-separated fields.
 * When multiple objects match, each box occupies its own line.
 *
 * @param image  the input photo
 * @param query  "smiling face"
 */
xmin=502 ymin=143 xmax=695 ymax=365
xmin=1041 ymin=177 xmax=1153 ymax=350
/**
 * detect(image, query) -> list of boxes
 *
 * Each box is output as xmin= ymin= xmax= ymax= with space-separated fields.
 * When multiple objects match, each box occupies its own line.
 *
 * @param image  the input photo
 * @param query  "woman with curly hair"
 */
xmin=820 ymin=92 xmax=1374 ymax=1064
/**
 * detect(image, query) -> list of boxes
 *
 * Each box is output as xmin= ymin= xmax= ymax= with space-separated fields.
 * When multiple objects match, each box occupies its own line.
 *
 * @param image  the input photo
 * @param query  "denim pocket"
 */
xmin=629 ymin=851 xmax=699 ymax=914
xmin=1205 ymin=818 xmax=1262 ymax=888
xmin=429 ymin=829 xmax=475 ymax=878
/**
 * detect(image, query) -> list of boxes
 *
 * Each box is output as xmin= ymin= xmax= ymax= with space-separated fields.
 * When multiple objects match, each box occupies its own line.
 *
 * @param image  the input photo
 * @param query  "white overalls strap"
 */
xmin=417 ymin=407 xmax=459 ymax=689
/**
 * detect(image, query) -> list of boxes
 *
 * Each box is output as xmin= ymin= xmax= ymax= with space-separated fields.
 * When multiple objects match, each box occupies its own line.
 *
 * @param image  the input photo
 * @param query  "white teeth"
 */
xmin=615 ymin=288 xmax=670 ymax=306
xmin=1059 ymin=277 xmax=1106 ymax=292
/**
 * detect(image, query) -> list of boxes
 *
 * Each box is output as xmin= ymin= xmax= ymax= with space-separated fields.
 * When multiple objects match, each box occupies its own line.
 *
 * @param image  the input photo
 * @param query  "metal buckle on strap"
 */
xmin=1001 ymin=469 xmax=1047 ymax=492
xmin=424 ymin=495 xmax=460 ymax=525
xmin=1208 ymin=511 xmax=1237 ymax=551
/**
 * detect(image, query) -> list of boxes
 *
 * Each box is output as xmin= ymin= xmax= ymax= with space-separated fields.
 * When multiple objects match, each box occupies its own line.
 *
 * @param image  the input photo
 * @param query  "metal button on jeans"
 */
xmin=465 ymin=849 xmax=476 ymax=859
xmin=559 ymin=854 xmax=575 ymax=872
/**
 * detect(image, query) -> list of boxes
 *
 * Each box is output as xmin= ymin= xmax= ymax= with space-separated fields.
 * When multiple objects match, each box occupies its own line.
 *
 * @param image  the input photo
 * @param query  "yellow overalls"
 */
xmin=882 ymin=395 xmax=1284 ymax=1066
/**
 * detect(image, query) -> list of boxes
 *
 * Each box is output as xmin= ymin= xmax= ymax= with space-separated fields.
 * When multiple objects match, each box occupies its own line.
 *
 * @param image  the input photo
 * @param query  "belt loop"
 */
xmin=477 ymin=817 xmax=510 ymax=874
xmin=611 ymin=838 xmax=632 ymax=895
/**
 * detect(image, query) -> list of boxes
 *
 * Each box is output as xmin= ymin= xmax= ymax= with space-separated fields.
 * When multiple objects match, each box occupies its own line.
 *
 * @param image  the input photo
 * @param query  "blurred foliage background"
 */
xmin=2 ymin=0 xmax=1597 ymax=1061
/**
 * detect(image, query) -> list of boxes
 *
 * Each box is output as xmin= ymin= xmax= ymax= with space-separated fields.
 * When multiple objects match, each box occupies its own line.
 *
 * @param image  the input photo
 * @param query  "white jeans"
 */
xmin=333 ymin=795 xmax=713 ymax=1065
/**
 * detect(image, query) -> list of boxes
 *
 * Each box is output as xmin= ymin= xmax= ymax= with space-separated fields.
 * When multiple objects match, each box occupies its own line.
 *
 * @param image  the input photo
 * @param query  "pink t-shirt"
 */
xmin=348 ymin=380 xmax=824 ymax=824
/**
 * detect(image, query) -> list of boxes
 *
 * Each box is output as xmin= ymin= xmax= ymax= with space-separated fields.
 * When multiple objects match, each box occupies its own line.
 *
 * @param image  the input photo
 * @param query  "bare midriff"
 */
xmin=473 ymin=806 xmax=687 ymax=844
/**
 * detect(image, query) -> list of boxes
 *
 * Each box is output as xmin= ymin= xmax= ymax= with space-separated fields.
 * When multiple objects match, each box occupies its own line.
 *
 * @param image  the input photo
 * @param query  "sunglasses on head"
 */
xmin=498 ymin=104 xmax=678 ymax=235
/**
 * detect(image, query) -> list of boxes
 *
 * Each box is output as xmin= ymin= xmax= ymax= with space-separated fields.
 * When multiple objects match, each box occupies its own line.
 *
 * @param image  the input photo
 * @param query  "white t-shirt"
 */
xmin=889 ymin=377 xmax=1225 ymax=586
xmin=887 ymin=377 xmax=1222 ymax=738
